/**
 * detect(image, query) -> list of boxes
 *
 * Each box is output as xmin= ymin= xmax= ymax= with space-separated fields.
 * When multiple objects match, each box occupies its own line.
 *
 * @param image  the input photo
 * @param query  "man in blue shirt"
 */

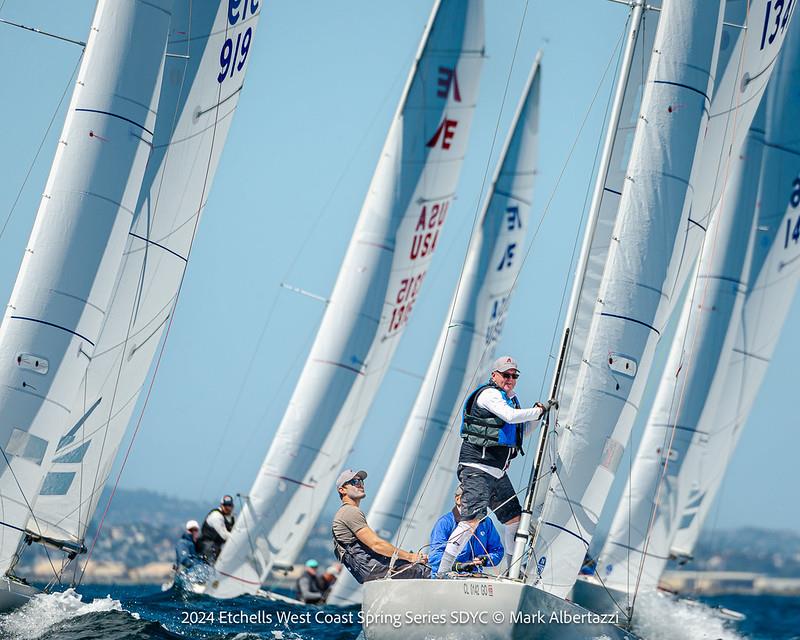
xmin=428 ymin=485 xmax=504 ymax=575
xmin=174 ymin=520 xmax=201 ymax=569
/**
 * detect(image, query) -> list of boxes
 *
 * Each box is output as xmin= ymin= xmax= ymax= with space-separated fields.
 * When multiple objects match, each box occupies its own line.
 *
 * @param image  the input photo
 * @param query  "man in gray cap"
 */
xmin=437 ymin=356 xmax=550 ymax=575
xmin=332 ymin=469 xmax=429 ymax=583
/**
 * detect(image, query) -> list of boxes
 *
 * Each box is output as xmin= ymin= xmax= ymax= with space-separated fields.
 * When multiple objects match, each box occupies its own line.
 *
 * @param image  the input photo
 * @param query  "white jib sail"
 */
xmin=0 ymin=0 xmax=171 ymax=574
xmin=670 ymin=19 xmax=800 ymax=557
xmin=207 ymin=0 xmax=485 ymax=599
xmin=26 ymin=1 xmax=262 ymax=549
xmin=555 ymin=2 xmax=659 ymax=437
xmin=328 ymin=53 xmax=542 ymax=607
xmin=530 ymin=0 xmax=726 ymax=598
xmin=589 ymin=106 xmax=766 ymax=599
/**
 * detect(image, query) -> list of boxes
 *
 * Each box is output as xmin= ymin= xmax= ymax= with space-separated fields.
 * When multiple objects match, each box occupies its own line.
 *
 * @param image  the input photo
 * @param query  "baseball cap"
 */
xmin=325 ymin=564 xmax=342 ymax=575
xmin=185 ymin=520 xmax=200 ymax=531
xmin=492 ymin=356 xmax=519 ymax=373
xmin=221 ymin=495 xmax=234 ymax=507
xmin=305 ymin=559 xmax=319 ymax=568
xmin=336 ymin=469 xmax=368 ymax=488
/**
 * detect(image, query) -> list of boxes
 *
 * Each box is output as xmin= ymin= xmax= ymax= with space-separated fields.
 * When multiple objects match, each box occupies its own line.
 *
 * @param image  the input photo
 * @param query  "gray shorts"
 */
xmin=457 ymin=464 xmax=521 ymax=524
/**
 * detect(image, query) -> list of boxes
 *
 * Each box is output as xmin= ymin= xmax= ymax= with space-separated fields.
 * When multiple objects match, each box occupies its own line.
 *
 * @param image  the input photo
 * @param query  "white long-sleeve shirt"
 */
xmin=461 ymin=388 xmax=544 ymax=478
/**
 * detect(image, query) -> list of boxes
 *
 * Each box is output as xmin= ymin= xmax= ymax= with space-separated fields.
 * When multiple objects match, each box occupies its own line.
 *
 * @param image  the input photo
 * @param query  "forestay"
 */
xmin=0 ymin=0 xmax=171 ymax=574
xmin=26 ymin=1 xmax=262 ymax=550
xmin=670 ymin=19 xmax=800 ymax=557
xmin=329 ymin=53 xmax=541 ymax=606
xmin=207 ymin=0 xmax=485 ymax=599
xmin=530 ymin=0 xmax=726 ymax=598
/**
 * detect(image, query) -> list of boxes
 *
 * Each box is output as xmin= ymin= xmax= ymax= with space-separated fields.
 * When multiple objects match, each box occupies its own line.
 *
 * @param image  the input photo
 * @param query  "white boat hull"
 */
xmin=0 ymin=576 xmax=39 ymax=612
xmin=363 ymin=577 xmax=638 ymax=639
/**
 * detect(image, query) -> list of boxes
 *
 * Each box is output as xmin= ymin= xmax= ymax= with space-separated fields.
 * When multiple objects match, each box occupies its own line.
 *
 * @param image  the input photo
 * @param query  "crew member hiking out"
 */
xmin=437 ymin=356 xmax=550 ymax=575
xmin=332 ymin=469 xmax=430 ymax=583
xmin=197 ymin=494 xmax=235 ymax=564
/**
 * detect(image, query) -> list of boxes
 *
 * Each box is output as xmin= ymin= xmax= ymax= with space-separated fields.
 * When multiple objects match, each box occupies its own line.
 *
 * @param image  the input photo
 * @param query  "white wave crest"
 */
xmin=630 ymin=591 xmax=744 ymax=640
xmin=0 ymin=587 xmax=134 ymax=639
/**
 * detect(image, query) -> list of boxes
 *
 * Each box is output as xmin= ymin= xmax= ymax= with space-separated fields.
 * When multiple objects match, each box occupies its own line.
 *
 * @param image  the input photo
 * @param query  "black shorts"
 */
xmin=457 ymin=464 xmax=521 ymax=524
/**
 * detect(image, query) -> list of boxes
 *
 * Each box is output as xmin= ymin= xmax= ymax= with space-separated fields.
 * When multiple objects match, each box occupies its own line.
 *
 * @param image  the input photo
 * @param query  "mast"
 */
xmin=207 ymin=0 xmax=485 ymax=599
xmin=0 ymin=0 xmax=171 ymax=575
xmin=509 ymin=0 xmax=646 ymax=580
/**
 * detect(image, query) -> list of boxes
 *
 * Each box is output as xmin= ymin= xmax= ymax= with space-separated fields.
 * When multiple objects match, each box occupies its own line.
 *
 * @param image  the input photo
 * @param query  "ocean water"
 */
xmin=0 ymin=583 xmax=796 ymax=640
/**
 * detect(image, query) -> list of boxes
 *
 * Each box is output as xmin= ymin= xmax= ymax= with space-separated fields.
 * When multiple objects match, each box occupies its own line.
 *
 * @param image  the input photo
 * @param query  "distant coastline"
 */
xmin=18 ymin=489 xmax=800 ymax=595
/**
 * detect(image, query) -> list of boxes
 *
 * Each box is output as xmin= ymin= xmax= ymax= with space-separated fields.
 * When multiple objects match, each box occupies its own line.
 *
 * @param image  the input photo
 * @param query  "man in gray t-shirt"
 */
xmin=332 ymin=469 xmax=429 ymax=583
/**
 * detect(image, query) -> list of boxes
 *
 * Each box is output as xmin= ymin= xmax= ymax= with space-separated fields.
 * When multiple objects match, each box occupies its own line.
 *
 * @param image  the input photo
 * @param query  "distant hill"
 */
xmin=12 ymin=488 xmax=800 ymax=583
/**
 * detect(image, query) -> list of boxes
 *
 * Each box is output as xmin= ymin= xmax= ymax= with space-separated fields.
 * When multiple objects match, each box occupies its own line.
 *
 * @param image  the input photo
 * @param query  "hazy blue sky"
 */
xmin=0 ymin=0 xmax=796 ymax=540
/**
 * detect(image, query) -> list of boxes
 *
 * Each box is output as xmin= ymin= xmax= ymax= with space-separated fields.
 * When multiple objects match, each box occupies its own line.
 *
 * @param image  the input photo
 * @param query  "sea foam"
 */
xmin=0 ymin=587 xmax=132 ymax=639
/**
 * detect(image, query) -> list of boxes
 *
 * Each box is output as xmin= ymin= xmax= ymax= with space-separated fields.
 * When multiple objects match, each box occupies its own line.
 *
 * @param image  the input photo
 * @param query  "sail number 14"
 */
xmin=218 ymin=0 xmax=259 ymax=84
xmin=783 ymin=177 xmax=800 ymax=249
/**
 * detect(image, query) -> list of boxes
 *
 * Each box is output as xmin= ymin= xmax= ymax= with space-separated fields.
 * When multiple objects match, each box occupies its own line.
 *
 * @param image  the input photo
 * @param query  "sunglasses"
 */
xmin=498 ymin=372 xmax=519 ymax=380
xmin=345 ymin=478 xmax=364 ymax=487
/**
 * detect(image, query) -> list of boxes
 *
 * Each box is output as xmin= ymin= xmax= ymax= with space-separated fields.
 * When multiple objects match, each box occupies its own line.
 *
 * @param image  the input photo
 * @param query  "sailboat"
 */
xmin=573 ymin=14 xmax=800 ymax=615
xmin=0 ymin=0 xmax=261 ymax=609
xmin=329 ymin=50 xmax=543 ymax=607
xmin=206 ymin=0 xmax=486 ymax=599
xmin=361 ymin=1 xmax=792 ymax=637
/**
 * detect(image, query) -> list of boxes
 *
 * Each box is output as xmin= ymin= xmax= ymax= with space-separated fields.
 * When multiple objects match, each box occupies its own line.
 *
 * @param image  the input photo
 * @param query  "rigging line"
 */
xmin=0 ymin=52 xmax=83 ymax=244
xmin=80 ymin=1 xmax=226 ymax=586
xmin=397 ymin=17 xmax=629 ymax=551
xmin=0 ymin=18 xmax=86 ymax=47
xmin=0 ymin=448 xmax=62 ymax=586
xmin=396 ymin=0 xmax=533 ymax=546
xmin=630 ymin=5 xmax=754 ymax=619
xmin=198 ymin=59 xmax=410 ymax=500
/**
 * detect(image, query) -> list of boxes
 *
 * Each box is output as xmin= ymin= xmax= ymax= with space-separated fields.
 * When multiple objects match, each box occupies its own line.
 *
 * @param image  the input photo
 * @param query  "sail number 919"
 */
xmin=218 ymin=0 xmax=258 ymax=84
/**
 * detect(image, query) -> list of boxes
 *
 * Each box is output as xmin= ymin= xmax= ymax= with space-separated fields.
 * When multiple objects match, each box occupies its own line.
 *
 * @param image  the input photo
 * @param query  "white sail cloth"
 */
xmin=0 ymin=0 xmax=171 ymax=574
xmin=26 ymin=1 xmax=262 ymax=548
xmin=207 ymin=0 xmax=485 ymax=599
xmin=530 ymin=0 xmax=726 ymax=598
xmin=329 ymin=53 xmax=542 ymax=606
xmin=591 ymin=108 xmax=766 ymax=597
xmin=670 ymin=18 xmax=800 ymax=556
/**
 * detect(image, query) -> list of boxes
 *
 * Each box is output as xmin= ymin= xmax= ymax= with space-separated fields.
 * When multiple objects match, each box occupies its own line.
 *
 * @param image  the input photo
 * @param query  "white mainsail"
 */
xmin=207 ymin=0 xmax=485 ymax=599
xmin=529 ymin=0 xmax=726 ymax=599
xmin=585 ymin=107 xmax=766 ymax=601
xmin=24 ymin=1 xmax=262 ymax=551
xmin=670 ymin=18 xmax=800 ymax=557
xmin=0 ymin=0 xmax=171 ymax=574
xmin=329 ymin=52 xmax=542 ymax=607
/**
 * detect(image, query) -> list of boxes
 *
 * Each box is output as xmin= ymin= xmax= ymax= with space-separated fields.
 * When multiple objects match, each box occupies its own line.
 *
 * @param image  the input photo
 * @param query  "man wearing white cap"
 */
xmin=175 ymin=520 xmax=201 ymax=569
xmin=332 ymin=469 xmax=430 ymax=583
xmin=437 ymin=356 xmax=550 ymax=575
